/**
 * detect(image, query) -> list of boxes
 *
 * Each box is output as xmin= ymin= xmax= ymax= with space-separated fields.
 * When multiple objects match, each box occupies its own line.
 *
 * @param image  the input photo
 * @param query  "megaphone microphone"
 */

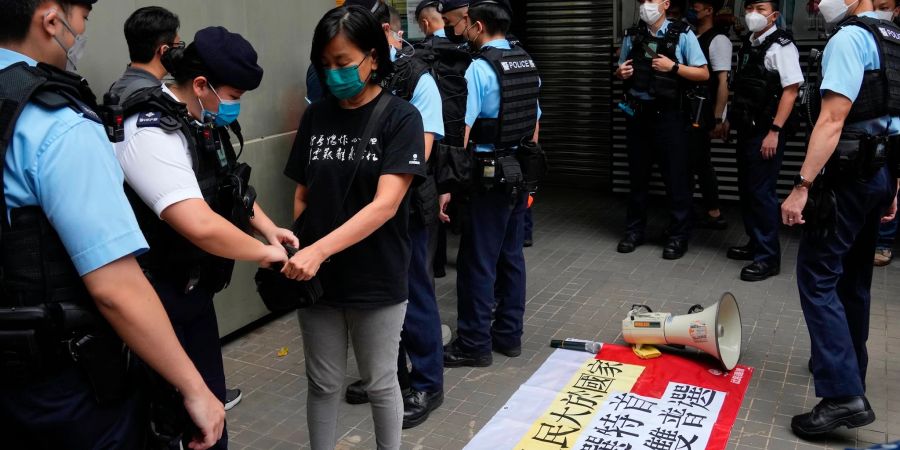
xmin=621 ymin=292 xmax=743 ymax=370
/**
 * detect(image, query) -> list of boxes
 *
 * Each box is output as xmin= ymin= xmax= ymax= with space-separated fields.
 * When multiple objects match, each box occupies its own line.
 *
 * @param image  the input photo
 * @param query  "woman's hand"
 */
xmin=264 ymin=227 xmax=300 ymax=249
xmin=258 ymin=244 xmax=288 ymax=269
xmin=282 ymin=244 xmax=328 ymax=281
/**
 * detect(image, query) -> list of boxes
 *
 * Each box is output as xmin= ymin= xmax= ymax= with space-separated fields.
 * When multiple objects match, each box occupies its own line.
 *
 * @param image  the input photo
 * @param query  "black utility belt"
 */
xmin=474 ymin=150 xmax=523 ymax=191
xmin=828 ymin=133 xmax=899 ymax=180
xmin=0 ymin=303 xmax=129 ymax=401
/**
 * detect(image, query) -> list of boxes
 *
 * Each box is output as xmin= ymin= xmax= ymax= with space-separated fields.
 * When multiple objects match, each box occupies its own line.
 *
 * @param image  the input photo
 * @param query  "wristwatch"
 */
xmin=671 ymin=62 xmax=680 ymax=74
xmin=770 ymin=123 xmax=783 ymax=133
xmin=794 ymin=174 xmax=813 ymax=190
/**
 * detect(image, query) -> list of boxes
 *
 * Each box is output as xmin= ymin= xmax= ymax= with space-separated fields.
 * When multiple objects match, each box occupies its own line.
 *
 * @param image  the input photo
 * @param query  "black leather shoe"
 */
xmin=345 ymin=380 xmax=368 ymax=404
xmin=443 ymin=342 xmax=492 ymax=368
xmin=492 ymin=343 xmax=522 ymax=357
xmin=662 ymin=239 xmax=688 ymax=260
xmin=402 ymin=390 xmax=444 ymax=429
xmin=727 ymin=243 xmax=755 ymax=261
xmin=740 ymin=261 xmax=780 ymax=282
xmin=617 ymin=234 xmax=644 ymax=253
xmin=523 ymin=239 xmax=534 ymax=248
xmin=791 ymin=396 xmax=875 ymax=438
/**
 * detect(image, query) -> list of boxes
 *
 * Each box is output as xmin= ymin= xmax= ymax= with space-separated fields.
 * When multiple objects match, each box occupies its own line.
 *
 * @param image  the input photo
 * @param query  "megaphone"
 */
xmin=621 ymin=292 xmax=742 ymax=370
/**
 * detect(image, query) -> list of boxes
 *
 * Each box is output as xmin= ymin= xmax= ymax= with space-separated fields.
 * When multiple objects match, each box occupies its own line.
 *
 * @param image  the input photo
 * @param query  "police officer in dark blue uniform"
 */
xmin=0 ymin=0 xmax=224 ymax=448
xmin=442 ymin=0 xmax=542 ymax=367
xmin=615 ymin=0 xmax=710 ymax=260
xmin=781 ymin=0 xmax=900 ymax=438
xmin=728 ymin=0 xmax=803 ymax=281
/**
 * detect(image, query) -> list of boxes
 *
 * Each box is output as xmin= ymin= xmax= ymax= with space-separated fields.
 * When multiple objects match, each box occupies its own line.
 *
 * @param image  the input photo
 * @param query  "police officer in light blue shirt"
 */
xmin=442 ymin=0 xmax=541 ymax=369
xmin=780 ymin=0 xmax=900 ymax=439
xmin=615 ymin=0 xmax=709 ymax=260
xmin=0 ymin=0 xmax=224 ymax=447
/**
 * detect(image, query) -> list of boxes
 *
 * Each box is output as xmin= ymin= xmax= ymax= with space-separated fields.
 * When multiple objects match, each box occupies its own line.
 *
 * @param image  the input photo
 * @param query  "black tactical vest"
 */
xmin=697 ymin=27 xmax=730 ymax=128
xmin=470 ymin=45 xmax=541 ymax=150
xmin=114 ymin=87 xmax=254 ymax=293
xmin=831 ymin=16 xmax=900 ymax=124
xmin=0 ymin=63 xmax=96 ymax=309
xmin=731 ymin=29 xmax=793 ymax=130
xmin=626 ymin=20 xmax=689 ymax=101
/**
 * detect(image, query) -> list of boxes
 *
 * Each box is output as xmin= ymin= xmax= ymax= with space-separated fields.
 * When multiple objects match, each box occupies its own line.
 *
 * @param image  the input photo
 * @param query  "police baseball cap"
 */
xmin=744 ymin=0 xmax=780 ymax=9
xmin=416 ymin=0 xmax=441 ymax=17
xmin=469 ymin=0 xmax=512 ymax=15
xmin=194 ymin=26 xmax=264 ymax=91
xmin=344 ymin=0 xmax=381 ymax=13
xmin=440 ymin=0 xmax=469 ymax=13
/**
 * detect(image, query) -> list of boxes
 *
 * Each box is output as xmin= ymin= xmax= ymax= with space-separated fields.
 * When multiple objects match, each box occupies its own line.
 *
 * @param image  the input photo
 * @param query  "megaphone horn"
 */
xmin=621 ymin=292 xmax=743 ymax=370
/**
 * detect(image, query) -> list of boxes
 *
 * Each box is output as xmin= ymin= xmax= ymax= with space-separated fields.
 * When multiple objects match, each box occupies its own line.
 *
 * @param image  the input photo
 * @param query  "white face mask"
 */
xmin=51 ymin=13 xmax=87 ymax=71
xmin=817 ymin=0 xmax=859 ymax=24
xmin=640 ymin=1 xmax=664 ymax=25
xmin=745 ymin=11 xmax=772 ymax=33
xmin=874 ymin=10 xmax=895 ymax=21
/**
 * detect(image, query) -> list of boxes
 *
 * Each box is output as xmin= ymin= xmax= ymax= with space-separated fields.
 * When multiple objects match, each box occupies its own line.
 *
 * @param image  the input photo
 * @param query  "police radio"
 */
xmin=99 ymin=92 xmax=125 ymax=143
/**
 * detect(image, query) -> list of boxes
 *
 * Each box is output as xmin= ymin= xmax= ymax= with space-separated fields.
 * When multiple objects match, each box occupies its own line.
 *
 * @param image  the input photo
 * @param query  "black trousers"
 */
xmin=625 ymin=107 xmax=693 ymax=241
xmin=154 ymin=278 xmax=228 ymax=450
xmin=689 ymin=126 xmax=721 ymax=212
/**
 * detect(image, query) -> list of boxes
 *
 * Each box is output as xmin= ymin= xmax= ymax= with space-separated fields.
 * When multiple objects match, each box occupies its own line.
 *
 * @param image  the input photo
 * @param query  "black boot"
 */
xmin=345 ymin=380 xmax=368 ymax=404
xmin=402 ymin=390 xmax=444 ymax=429
xmin=791 ymin=396 xmax=875 ymax=439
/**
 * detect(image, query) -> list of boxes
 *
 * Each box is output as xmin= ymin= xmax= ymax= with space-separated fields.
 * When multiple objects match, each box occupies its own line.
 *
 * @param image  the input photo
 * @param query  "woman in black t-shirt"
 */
xmin=282 ymin=6 xmax=425 ymax=450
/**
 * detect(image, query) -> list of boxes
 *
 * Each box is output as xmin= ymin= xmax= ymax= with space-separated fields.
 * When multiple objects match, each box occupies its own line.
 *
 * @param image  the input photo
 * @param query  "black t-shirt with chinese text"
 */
xmin=284 ymin=91 xmax=426 ymax=308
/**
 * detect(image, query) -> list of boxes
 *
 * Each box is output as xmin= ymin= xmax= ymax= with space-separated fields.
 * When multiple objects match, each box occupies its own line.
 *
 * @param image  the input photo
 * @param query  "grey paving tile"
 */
xmin=218 ymin=189 xmax=899 ymax=450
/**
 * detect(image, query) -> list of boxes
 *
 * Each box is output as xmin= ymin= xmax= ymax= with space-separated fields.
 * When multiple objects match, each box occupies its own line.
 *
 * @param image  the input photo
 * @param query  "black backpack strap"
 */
xmin=0 ymin=63 xmax=53 ymax=232
xmin=120 ymin=86 xmax=201 ymax=172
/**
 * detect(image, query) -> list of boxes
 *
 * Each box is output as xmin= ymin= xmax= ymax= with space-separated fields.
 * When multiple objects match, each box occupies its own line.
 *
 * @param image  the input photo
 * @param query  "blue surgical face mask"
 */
xmin=324 ymin=55 xmax=370 ymax=100
xmin=390 ymin=45 xmax=398 ymax=62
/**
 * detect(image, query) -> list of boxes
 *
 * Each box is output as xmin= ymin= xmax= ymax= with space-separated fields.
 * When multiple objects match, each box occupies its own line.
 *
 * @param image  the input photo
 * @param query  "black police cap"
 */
xmin=193 ymin=26 xmax=264 ymax=91
xmin=440 ymin=0 xmax=469 ymax=13
xmin=344 ymin=0 xmax=381 ymax=13
xmin=744 ymin=0 xmax=780 ymax=9
xmin=416 ymin=0 xmax=441 ymax=17
xmin=469 ymin=0 xmax=512 ymax=15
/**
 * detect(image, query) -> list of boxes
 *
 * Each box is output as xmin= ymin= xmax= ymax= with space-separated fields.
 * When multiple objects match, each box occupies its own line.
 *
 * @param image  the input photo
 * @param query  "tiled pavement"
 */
xmin=221 ymin=188 xmax=900 ymax=450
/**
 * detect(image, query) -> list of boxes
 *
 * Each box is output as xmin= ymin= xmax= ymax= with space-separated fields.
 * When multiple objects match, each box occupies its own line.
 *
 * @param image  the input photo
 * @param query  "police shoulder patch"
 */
xmin=876 ymin=24 xmax=900 ymax=44
xmin=136 ymin=111 xmax=162 ymax=128
xmin=69 ymin=98 xmax=102 ymax=125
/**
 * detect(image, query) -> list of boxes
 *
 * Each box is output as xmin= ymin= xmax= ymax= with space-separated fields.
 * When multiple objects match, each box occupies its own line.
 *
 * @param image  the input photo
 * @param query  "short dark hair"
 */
xmin=387 ymin=5 xmax=402 ymax=31
xmin=0 ymin=0 xmax=74 ymax=44
xmin=372 ymin=1 xmax=391 ymax=25
xmin=124 ymin=6 xmax=180 ymax=64
xmin=311 ymin=6 xmax=393 ymax=88
xmin=468 ymin=3 xmax=511 ymax=35
xmin=163 ymin=43 xmax=221 ymax=88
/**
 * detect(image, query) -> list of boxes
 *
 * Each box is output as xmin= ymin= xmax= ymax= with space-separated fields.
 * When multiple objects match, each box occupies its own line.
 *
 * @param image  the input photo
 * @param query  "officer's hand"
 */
xmin=882 ymin=195 xmax=898 ymax=223
xmin=760 ymin=131 xmax=779 ymax=160
xmin=183 ymin=386 xmax=225 ymax=450
xmin=282 ymin=244 xmax=327 ymax=281
xmin=617 ymin=60 xmax=634 ymax=80
xmin=258 ymin=244 xmax=289 ymax=269
xmin=265 ymin=227 xmax=300 ymax=249
xmin=439 ymin=193 xmax=452 ymax=223
xmin=711 ymin=121 xmax=730 ymax=142
xmin=781 ymin=188 xmax=808 ymax=226
xmin=651 ymin=55 xmax=676 ymax=73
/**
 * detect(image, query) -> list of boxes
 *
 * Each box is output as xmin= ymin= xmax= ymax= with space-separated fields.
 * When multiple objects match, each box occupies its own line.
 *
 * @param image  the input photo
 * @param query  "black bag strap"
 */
xmin=331 ymin=93 xmax=391 ymax=229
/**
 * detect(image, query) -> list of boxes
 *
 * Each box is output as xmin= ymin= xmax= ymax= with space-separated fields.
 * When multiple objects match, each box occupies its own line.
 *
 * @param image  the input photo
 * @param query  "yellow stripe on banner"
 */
xmin=515 ymin=359 xmax=644 ymax=450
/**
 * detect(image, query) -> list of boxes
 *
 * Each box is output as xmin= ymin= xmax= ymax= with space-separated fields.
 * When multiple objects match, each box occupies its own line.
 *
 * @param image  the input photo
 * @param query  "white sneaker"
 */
xmin=224 ymin=388 xmax=242 ymax=411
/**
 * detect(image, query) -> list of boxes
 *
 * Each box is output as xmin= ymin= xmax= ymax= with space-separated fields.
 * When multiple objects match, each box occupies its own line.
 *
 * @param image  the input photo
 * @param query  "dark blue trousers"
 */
xmin=798 ymin=167 xmax=895 ymax=398
xmin=524 ymin=207 xmax=534 ymax=242
xmin=456 ymin=189 xmax=527 ymax=354
xmin=625 ymin=108 xmax=693 ymax=241
xmin=154 ymin=278 xmax=228 ymax=450
xmin=736 ymin=130 xmax=786 ymax=264
xmin=398 ymin=223 xmax=444 ymax=393
xmin=0 ymin=366 xmax=147 ymax=449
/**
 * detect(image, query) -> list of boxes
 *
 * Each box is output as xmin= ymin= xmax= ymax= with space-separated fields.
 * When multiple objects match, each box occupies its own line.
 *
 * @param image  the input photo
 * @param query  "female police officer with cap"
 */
xmin=114 ymin=26 xmax=294 ymax=449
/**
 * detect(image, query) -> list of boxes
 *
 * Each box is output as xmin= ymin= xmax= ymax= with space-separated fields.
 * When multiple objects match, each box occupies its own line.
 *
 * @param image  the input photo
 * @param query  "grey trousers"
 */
xmin=298 ymin=301 xmax=407 ymax=450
